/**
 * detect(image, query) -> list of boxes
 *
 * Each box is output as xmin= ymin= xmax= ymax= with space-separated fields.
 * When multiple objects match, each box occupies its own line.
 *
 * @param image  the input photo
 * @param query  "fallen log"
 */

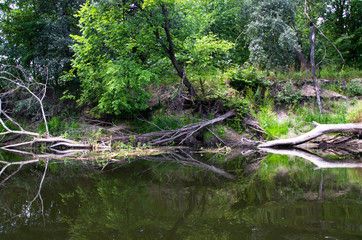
xmin=0 ymin=137 xmax=99 ymax=151
xmin=258 ymin=122 xmax=362 ymax=148
xmin=112 ymin=110 xmax=236 ymax=146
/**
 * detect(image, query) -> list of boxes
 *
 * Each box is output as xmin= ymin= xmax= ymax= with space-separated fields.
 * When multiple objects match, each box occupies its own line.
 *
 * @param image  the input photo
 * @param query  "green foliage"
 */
xmin=0 ymin=0 xmax=85 ymax=85
xmin=38 ymin=116 xmax=81 ymax=137
xmin=137 ymin=112 xmax=200 ymax=133
xmin=209 ymin=0 xmax=250 ymax=63
xmin=256 ymin=104 xmax=292 ymax=140
xmin=228 ymin=65 xmax=266 ymax=91
xmin=186 ymin=33 xmax=233 ymax=71
xmin=346 ymin=100 xmax=362 ymax=123
xmin=294 ymin=103 xmax=347 ymax=125
xmin=246 ymin=0 xmax=301 ymax=70
xmin=203 ymin=124 xmax=226 ymax=145
xmin=274 ymin=81 xmax=302 ymax=106
xmin=70 ymin=2 xmax=159 ymax=115
xmin=69 ymin=0 xmax=243 ymax=115
xmin=319 ymin=65 xmax=362 ymax=80
xmin=344 ymin=80 xmax=362 ymax=97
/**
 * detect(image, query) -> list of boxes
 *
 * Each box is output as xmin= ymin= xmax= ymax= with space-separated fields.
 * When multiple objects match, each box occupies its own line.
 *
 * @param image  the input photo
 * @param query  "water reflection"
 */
xmin=0 ymin=149 xmax=361 ymax=239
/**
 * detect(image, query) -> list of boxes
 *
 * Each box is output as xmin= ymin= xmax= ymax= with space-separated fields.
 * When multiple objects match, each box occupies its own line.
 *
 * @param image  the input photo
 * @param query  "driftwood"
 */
xmin=261 ymin=147 xmax=362 ymax=169
xmin=112 ymin=110 xmax=236 ymax=146
xmin=0 ymin=137 xmax=111 ymax=154
xmin=258 ymin=122 xmax=362 ymax=148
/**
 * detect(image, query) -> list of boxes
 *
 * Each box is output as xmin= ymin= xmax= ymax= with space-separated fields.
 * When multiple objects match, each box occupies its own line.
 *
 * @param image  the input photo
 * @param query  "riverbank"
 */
xmin=1 ymin=76 xmax=361 ymax=154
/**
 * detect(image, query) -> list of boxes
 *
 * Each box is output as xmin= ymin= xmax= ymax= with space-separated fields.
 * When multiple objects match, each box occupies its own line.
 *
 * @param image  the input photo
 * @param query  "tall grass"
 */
xmin=255 ymin=103 xmax=293 ymax=140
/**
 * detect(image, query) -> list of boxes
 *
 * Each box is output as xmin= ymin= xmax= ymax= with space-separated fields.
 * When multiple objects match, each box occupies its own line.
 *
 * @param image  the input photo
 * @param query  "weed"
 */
xmin=346 ymin=100 xmax=362 ymax=123
xmin=256 ymin=104 xmax=292 ymax=140
xmin=39 ymin=116 xmax=81 ymax=136
xmin=344 ymin=80 xmax=362 ymax=97
xmin=274 ymin=81 xmax=302 ymax=106
xmin=203 ymin=124 xmax=226 ymax=144
xmin=228 ymin=64 xmax=267 ymax=91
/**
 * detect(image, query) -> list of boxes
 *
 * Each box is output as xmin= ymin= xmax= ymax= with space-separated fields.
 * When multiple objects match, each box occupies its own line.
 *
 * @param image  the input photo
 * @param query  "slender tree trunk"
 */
xmin=310 ymin=23 xmax=323 ymax=114
xmin=293 ymin=23 xmax=309 ymax=70
xmin=161 ymin=5 xmax=199 ymax=101
xmin=295 ymin=50 xmax=309 ymax=71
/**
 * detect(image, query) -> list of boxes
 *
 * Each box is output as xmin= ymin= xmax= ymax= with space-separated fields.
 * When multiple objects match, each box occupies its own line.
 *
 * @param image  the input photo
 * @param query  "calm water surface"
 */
xmin=0 ymin=149 xmax=361 ymax=239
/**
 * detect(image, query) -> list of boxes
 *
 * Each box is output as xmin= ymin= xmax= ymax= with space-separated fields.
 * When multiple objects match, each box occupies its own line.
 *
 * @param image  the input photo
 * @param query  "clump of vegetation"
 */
xmin=39 ymin=116 xmax=82 ymax=138
xmin=344 ymin=80 xmax=362 ymax=97
xmin=136 ymin=112 xmax=201 ymax=134
xmin=228 ymin=65 xmax=266 ymax=91
xmin=274 ymin=81 xmax=302 ymax=106
xmin=256 ymin=105 xmax=292 ymax=140
xmin=203 ymin=124 xmax=227 ymax=146
xmin=346 ymin=100 xmax=362 ymax=123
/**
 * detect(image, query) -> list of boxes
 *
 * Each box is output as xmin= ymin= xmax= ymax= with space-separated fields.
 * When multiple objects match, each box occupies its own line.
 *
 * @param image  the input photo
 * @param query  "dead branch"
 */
xmin=112 ymin=111 xmax=236 ymax=146
xmin=0 ymin=99 xmax=39 ymax=137
xmin=258 ymin=122 xmax=362 ymax=148
xmin=0 ymin=65 xmax=49 ymax=135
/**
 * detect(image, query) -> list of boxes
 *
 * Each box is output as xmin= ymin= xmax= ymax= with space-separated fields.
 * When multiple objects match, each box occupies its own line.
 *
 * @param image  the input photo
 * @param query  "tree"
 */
xmin=0 ymin=0 xmax=85 ymax=86
xmin=323 ymin=0 xmax=362 ymax=66
xmin=246 ymin=0 xmax=302 ymax=70
xmin=69 ymin=0 xmax=235 ymax=115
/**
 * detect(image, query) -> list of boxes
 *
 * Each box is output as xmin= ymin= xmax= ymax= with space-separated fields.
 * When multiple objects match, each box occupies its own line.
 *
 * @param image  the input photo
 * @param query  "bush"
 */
xmin=344 ymin=80 xmax=362 ymax=97
xmin=228 ymin=65 xmax=266 ymax=91
xmin=346 ymin=100 xmax=362 ymax=123
xmin=274 ymin=81 xmax=302 ymax=106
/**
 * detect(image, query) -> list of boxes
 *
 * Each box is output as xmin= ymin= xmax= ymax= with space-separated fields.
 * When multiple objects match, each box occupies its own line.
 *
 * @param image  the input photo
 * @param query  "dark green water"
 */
xmin=0 ymin=150 xmax=361 ymax=239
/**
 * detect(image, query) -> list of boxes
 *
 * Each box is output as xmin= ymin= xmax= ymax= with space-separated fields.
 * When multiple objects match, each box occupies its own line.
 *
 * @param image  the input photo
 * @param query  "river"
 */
xmin=0 ymin=149 xmax=361 ymax=239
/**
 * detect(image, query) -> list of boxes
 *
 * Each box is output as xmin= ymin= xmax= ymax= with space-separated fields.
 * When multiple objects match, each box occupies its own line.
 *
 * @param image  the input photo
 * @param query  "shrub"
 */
xmin=274 ymin=81 xmax=302 ymax=106
xmin=344 ymin=80 xmax=362 ymax=97
xmin=228 ymin=65 xmax=266 ymax=91
xmin=346 ymin=100 xmax=362 ymax=123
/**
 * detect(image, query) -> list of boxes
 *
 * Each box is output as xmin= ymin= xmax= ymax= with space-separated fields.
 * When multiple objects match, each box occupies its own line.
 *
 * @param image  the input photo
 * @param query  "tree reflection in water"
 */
xmin=0 ymin=148 xmax=361 ymax=239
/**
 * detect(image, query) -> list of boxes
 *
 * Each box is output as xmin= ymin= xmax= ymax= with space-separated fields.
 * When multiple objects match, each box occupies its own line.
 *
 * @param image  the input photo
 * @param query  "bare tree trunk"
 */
xmin=295 ymin=50 xmax=309 ymax=71
xmin=310 ymin=23 xmax=323 ymax=114
xmin=258 ymin=122 xmax=362 ymax=148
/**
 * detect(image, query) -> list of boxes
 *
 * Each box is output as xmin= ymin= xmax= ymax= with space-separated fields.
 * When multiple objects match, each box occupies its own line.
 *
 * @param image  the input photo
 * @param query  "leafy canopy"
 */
xmin=246 ymin=0 xmax=301 ymax=70
xmin=70 ymin=0 xmax=236 ymax=115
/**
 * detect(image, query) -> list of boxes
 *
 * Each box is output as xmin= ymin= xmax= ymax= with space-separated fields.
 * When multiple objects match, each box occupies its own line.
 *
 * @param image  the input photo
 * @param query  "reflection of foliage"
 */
xmin=1 ymin=153 xmax=361 ymax=239
xmin=241 ymin=154 xmax=362 ymax=204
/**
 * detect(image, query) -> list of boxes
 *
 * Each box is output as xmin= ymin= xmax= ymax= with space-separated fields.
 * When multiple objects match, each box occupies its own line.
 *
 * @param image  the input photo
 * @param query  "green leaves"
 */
xmin=246 ymin=0 xmax=301 ymax=70
xmin=186 ymin=33 xmax=233 ymax=71
xmin=71 ymin=1 xmax=159 ymax=115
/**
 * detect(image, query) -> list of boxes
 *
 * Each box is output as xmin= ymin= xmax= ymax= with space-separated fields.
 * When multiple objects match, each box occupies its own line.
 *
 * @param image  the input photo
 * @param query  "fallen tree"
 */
xmin=258 ymin=122 xmax=362 ymax=148
xmin=0 ymin=66 xmax=100 ymax=152
xmin=112 ymin=110 xmax=236 ymax=146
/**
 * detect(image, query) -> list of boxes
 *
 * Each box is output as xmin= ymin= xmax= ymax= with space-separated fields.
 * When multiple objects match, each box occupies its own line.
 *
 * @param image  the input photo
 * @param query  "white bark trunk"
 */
xmin=258 ymin=122 xmax=362 ymax=148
